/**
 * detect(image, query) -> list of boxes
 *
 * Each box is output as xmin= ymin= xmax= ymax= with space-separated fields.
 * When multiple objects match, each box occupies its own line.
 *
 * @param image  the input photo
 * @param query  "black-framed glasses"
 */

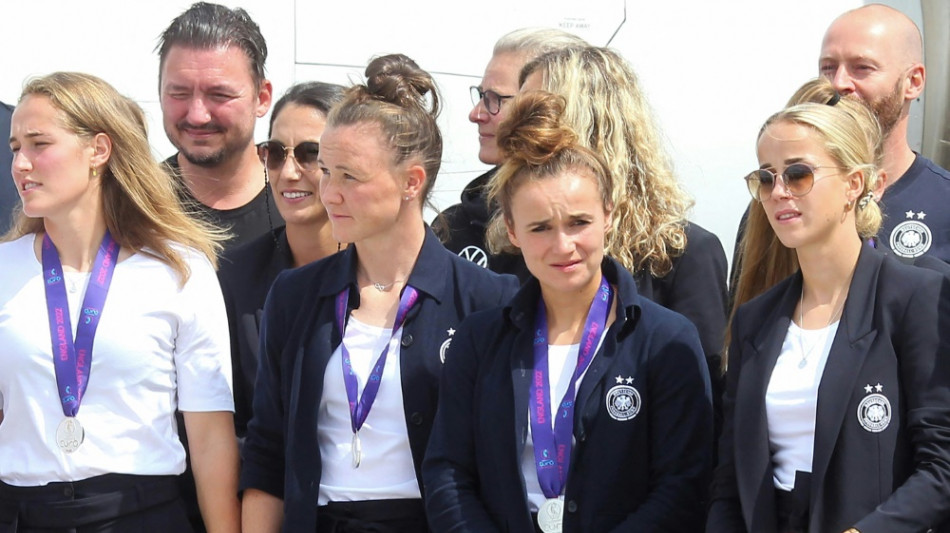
xmin=470 ymin=86 xmax=514 ymax=115
xmin=744 ymin=163 xmax=843 ymax=201
xmin=257 ymin=141 xmax=320 ymax=172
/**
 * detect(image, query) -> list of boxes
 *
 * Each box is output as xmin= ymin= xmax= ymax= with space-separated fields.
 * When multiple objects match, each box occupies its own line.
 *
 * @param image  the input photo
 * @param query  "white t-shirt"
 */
xmin=317 ymin=316 xmax=420 ymax=504
xmin=0 ymin=234 xmax=233 ymax=486
xmin=766 ymin=320 xmax=838 ymax=491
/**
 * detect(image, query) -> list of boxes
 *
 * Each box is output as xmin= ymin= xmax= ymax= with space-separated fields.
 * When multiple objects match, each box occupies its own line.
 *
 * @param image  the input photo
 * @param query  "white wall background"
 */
xmin=0 ymin=0 xmax=925 ymax=263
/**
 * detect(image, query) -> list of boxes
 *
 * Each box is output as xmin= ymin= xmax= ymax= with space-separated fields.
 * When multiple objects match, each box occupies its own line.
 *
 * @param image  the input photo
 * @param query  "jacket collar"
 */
xmin=748 ymin=242 xmax=881 ymax=355
xmin=808 ymin=243 xmax=882 ymax=528
xmin=316 ymin=226 xmax=450 ymax=305
xmin=459 ymin=168 xmax=497 ymax=227
xmin=508 ymin=257 xmax=642 ymax=465
xmin=504 ymin=257 xmax=642 ymax=335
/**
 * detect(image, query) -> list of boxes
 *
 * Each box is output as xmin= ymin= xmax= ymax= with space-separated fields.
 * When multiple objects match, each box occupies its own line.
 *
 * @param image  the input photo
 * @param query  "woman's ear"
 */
xmin=90 ymin=132 xmax=112 ymax=171
xmin=846 ymin=169 xmax=865 ymax=206
xmin=403 ymin=163 xmax=426 ymax=202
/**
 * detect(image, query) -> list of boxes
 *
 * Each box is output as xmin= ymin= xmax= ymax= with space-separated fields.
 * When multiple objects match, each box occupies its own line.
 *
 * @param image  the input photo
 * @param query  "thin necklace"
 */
xmin=371 ymin=280 xmax=398 ymax=292
xmin=358 ymin=266 xmax=404 ymax=293
xmin=797 ymin=287 xmax=845 ymax=369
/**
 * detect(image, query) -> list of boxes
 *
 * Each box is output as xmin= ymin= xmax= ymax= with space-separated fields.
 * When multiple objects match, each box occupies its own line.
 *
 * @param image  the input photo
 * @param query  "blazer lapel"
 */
xmin=510 ymin=318 xmax=535 ymax=460
xmin=808 ymin=247 xmax=881 ymax=530
xmin=576 ymin=265 xmax=638 ymax=435
xmin=735 ymin=275 xmax=801 ymax=533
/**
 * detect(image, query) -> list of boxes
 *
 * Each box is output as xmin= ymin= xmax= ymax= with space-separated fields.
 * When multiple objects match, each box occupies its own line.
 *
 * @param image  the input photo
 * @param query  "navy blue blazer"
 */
xmin=423 ymin=258 xmax=713 ymax=533
xmin=239 ymin=228 xmax=519 ymax=532
xmin=708 ymin=244 xmax=950 ymax=533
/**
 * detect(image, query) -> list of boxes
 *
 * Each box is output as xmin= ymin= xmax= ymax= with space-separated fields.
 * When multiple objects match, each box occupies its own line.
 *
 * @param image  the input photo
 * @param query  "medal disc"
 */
xmin=352 ymin=432 xmax=362 ymax=469
xmin=537 ymin=498 xmax=564 ymax=533
xmin=56 ymin=417 xmax=84 ymax=453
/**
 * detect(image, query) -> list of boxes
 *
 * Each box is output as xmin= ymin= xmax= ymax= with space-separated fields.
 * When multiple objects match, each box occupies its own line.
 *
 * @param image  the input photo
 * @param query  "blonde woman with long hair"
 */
xmin=726 ymin=78 xmax=950 ymax=370
xmin=709 ymin=92 xmax=950 ymax=532
xmin=0 ymin=72 xmax=238 ymax=532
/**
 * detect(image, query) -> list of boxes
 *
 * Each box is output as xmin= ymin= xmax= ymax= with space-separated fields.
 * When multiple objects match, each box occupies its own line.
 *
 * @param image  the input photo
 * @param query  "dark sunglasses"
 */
xmin=744 ymin=163 xmax=843 ymax=201
xmin=470 ymin=86 xmax=514 ymax=115
xmin=257 ymin=141 xmax=320 ymax=172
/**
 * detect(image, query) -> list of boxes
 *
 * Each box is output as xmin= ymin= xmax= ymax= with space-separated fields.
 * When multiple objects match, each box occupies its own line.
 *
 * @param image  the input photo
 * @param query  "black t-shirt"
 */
xmin=163 ymin=155 xmax=282 ymax=251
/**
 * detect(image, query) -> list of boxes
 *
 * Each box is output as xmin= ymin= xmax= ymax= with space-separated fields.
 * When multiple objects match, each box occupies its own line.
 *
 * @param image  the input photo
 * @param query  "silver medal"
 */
xmin=352 ymin=432 xmax=362 ymax=468
xmin=56 ymin=417 xmax=84 ymax=453
xmin=537 ymin=498 xmax=564 ymax=533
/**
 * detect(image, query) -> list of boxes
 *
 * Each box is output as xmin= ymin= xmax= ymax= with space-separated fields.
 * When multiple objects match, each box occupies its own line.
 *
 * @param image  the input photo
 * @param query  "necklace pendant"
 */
xmin=373 ymin=282 xmax=386 ymax=292
xmin=798 ymin=358 xmax=808 ymax=369
xmin=352 ymin=432 xmax=362 ymax=468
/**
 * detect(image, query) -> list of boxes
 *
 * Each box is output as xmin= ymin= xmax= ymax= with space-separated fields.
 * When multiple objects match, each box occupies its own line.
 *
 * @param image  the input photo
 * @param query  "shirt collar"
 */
xmin=504 ymin=257 xmax=641 ymax=336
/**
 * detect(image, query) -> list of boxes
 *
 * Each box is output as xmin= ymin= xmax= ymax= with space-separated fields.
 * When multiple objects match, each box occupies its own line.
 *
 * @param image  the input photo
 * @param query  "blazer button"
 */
xmin=410 ymin=412 xmax=424 ymax=425
xmin=567 ymin=500 xmax=577 ymax=513
xmin=401 ymin=334 xmax=414 ymax=347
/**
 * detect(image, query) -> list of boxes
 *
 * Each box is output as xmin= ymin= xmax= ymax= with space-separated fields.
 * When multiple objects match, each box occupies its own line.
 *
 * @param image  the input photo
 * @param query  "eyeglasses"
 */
xmin=470 ymin=86 xmax=514 ymax=115
xmin=745 ymin=163 xmax=843 ymax=201
xmin=257 ymin=141 xmax=320 ymax=172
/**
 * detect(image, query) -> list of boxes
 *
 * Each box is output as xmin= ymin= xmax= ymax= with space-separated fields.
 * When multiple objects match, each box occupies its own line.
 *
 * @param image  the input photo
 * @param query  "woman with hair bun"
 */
xmin=708 ymin=87 xmax=950 ymax=532
xmin=516 ymin=46 xmax=729 ymax=427
xmin=423 ymin=91 xmax=713 ymax=533
xmin=240 ymin=54 xmax=517 ymax=533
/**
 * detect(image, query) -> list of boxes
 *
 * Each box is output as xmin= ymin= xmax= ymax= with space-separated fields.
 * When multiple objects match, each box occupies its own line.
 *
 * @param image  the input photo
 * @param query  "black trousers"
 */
xmin=775 ymin=471 xmax=812 ymax=533
xmin=0 ymin=474 xmax=191 ymax=533
xmin=316 ymin=499 xmax=427 ymax=533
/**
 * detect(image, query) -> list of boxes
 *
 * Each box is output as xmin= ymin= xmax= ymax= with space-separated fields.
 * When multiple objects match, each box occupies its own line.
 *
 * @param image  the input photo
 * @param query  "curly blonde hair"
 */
xmin=514 ymin=46 xmax=692 ymax=277
xmin=487 ymin=92 xmax=613 ymax=249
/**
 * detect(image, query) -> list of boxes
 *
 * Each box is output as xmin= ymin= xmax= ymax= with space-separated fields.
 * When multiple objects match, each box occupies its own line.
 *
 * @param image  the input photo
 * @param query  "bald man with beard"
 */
xmin=819 ymin=3 xmax=950 ymax=263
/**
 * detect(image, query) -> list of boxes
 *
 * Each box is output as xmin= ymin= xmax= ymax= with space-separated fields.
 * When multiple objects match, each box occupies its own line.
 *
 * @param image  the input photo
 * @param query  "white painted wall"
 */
xmin=0 ymin=0 xmax=926 ymax=263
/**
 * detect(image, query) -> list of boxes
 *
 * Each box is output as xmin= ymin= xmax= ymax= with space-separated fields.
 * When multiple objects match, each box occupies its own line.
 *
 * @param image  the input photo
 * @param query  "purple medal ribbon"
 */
xmin=335 ymin=285 xmax=419 ymax=435
xmin=530 ymin=276 xmax=612 ymax=499
xmin=42 ymin=231 xmax=119 ymax=418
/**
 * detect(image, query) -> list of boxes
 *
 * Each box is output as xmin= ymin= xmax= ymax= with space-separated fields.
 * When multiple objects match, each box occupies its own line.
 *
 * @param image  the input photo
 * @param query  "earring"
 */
xmin=91 ymin=168 xmax=98 ymax=177
xmin=857 ymin=191 xmax=874 ymax=210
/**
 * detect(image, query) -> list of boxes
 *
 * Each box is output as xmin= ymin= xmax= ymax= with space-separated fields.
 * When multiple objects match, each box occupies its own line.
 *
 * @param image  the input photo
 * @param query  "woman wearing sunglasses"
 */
xmin=424 ymin=90 xmax=712 ymax=533
xmin=730 ymin=78 xmax=950 ymax=354
xmin=707 ymin=95 xmax=950 ymax=532
xmin=240 ymin=54 xmax=518 ymax=533
xmin=217 ymin=81 xmax=344 ymax=445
